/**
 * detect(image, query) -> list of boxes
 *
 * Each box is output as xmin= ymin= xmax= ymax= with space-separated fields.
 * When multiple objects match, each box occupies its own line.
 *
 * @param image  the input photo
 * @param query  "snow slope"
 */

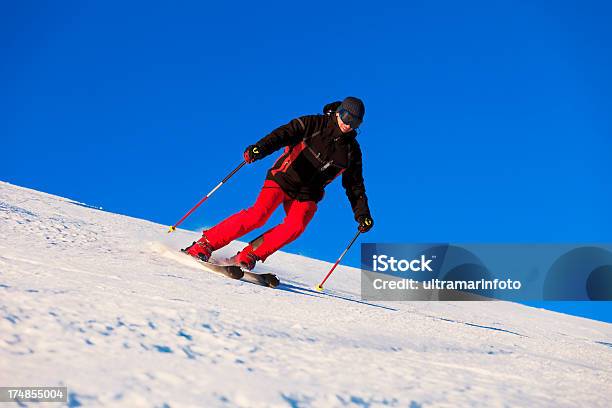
xmin=0 ymin=181 xmax=610 ymax=407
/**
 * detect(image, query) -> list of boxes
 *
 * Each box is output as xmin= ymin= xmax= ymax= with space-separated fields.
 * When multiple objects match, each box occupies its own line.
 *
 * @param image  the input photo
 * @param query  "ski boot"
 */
xmin=231 ymin=247 xmax=260 ymax=271
xmin=182 ymin=235 xmax=214 ymax=262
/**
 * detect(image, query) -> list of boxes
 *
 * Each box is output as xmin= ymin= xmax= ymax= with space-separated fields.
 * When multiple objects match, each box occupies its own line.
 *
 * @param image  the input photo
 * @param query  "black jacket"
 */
xmin=254 ymin=106 xmax=371 ymax=221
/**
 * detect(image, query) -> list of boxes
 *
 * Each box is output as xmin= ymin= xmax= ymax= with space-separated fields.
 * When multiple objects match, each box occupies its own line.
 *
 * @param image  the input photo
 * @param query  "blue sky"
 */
xmin=2 ymin=1 xmax=611 ymax=321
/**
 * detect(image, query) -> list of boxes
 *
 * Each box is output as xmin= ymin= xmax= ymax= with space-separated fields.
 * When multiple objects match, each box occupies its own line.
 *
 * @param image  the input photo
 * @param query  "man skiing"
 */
xmin=183 ymin=96 xmax=374 ymax=270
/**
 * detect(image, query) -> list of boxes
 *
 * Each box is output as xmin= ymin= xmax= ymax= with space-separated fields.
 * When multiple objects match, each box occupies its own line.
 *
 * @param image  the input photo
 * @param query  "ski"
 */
xmin=181 ymin=251 xmax=280 ymax=288
xmin=224 ymin=255 xmax=281 ymax=288
xmin=242 ymin=271 xmax=280 ymax=288
xmin=218 ymin=254 xmax=281 ymax=288
xmin=181 ymin=251 xmax=244 ymax=280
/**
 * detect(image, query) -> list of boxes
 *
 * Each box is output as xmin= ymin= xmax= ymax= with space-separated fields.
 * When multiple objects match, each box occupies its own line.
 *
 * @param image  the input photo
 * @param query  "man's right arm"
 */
xmin=247 ymin=117 xmax=307 ymax=162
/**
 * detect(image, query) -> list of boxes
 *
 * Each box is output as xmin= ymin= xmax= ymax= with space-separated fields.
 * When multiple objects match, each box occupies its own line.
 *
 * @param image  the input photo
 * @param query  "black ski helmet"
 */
xmin=336 ymin=96 xmax=365 ymax=129
xmin=337 ymin=97 xmax=365 ymax=120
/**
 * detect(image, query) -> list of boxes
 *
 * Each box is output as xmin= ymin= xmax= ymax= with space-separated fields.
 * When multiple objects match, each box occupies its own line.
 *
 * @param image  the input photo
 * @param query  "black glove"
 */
xmin=357 ymin=215 xmax=374 ymax=233
xmin=244 ymin=144 xmax=263 ymax=163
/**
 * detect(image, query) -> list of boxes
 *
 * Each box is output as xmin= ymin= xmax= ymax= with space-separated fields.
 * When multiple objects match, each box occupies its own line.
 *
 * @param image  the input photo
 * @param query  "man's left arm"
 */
xmin=342 ymin=143 xmax=374 ymax=232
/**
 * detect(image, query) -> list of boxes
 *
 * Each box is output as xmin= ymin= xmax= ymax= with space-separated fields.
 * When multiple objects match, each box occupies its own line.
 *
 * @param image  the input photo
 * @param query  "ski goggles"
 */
xmin=337 ymin=108 xmax=363 ymax=129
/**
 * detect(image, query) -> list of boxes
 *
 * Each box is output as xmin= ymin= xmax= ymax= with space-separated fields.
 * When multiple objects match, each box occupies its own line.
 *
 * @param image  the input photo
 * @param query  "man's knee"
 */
xmin=286 ymin=225 xmax=306 ymax=240
xmin=242 ymin=206 xmax=272 ymax=228
xmin=283 ymin=215 xmax=312 ymax=239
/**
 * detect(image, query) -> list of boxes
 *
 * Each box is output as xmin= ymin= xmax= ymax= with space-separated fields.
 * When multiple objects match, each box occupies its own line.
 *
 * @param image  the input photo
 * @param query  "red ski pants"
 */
xmin=204 ymin=180 xmax=317 ymax=260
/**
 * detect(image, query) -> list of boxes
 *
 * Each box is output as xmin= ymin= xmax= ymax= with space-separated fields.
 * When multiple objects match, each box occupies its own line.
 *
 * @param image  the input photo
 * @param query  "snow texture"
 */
xmin=0 ymin=181 xmax=610 ymax=407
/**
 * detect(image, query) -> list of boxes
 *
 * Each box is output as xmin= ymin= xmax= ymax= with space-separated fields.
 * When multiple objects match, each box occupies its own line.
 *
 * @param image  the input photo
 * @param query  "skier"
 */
xmin=183 ymin=96 xmax=374 ymax=270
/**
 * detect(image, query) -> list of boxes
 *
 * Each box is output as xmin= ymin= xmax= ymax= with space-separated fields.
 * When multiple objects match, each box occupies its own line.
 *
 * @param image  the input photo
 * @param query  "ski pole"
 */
xmin=167 ymin=161 xmax=247 ymax=233
xmin=315 ymin=230 xmax=361 ymax=291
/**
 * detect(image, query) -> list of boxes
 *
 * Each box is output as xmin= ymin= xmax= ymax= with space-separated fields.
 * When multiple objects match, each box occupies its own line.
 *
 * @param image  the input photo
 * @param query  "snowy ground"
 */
xmin=0 ymin=180 xmax=610 ymax=407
